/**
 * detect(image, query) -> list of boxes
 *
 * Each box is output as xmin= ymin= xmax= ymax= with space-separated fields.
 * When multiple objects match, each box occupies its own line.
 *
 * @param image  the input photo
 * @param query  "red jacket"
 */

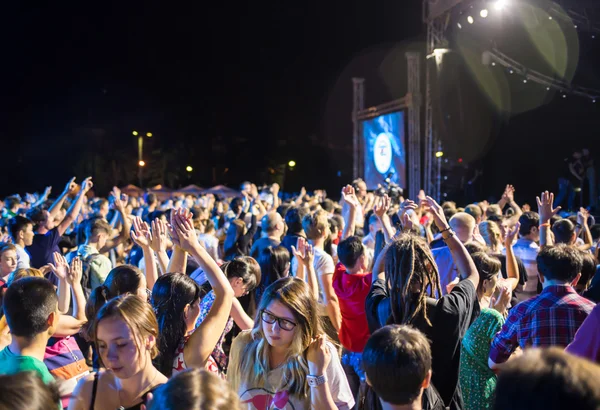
xmin=332 ymin=263 xmax=372 ymax=353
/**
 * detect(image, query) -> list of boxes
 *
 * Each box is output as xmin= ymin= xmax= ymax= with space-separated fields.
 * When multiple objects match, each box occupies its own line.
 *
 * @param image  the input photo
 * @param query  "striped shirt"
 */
xmin=44 ymin=336 xmax=89 ymax=409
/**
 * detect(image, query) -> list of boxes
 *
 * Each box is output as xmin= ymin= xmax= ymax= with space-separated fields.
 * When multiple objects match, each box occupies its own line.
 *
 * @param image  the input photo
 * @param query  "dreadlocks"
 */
xmin=384 ymin=233 xmax=442 ymax=326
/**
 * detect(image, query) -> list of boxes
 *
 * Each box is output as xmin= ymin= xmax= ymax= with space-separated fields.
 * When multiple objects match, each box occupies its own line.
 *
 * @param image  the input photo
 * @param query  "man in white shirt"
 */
xmin=7 ymin=215 xmax=34 ymax=270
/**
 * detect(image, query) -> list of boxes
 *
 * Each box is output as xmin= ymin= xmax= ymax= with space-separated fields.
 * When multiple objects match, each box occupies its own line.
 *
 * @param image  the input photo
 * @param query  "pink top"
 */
xmin=566 ymin=303 xmax=600 ymax=363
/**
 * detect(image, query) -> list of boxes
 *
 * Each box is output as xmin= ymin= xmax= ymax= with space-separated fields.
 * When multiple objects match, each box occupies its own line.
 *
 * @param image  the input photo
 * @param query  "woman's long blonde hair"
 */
xmin=479 ymin=220 xmax=502 ymax=252
xmin=239 ymin=277 xmax=320 ymax=399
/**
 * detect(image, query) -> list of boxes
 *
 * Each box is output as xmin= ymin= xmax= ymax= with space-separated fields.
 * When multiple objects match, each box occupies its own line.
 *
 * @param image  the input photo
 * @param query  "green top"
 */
xmin=459 ymin=308 xmax=505 ymax=410
xmin=0 ymin=346 xmax=63 ymax=409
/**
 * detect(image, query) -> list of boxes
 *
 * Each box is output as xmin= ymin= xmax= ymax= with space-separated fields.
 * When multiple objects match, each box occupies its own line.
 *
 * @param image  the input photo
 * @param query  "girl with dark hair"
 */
xmin=194 ymin=257 xmax=260 ymax=377
xmin=69 ymin=295 xmax=167 ymax=410
xmin=151 ymin=210 xmax=234 ymax=378
xmin=223 ymin=199 xmax=257 ymax=261
xmin=228 ymin=277 xmax=354 ymax=409
xmin=255 ymin=246 xmax=290 ymax=308
xmin=366 ymin=196 xmax=479 ymax=410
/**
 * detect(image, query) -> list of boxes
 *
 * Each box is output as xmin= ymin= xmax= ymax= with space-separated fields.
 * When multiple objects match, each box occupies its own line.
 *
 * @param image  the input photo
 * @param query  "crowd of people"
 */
xmin=0 ymin=176 xmax=599 ymax=410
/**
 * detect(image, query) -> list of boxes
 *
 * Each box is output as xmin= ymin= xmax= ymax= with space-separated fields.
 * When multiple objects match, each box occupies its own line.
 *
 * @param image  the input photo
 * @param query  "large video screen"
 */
xmin=363 ymin=111 xmax=406 ymax=190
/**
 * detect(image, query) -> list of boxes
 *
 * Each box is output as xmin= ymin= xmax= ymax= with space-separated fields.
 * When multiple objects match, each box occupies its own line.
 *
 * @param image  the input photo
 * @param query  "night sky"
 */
xmin=2 ymin=1 xmax=600 ymax=205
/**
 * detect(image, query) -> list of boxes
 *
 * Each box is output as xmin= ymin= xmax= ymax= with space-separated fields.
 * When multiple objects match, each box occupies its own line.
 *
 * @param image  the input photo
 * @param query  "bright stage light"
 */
xmin=493 ymin=0 xmax=508 ymax=11
xmin=132 ymin=130 xmax=139 ymax=136
xmin=467 ymin=16 xmax=474 ymax=24
xmin=288 ymin=160 xmax=296 ymax=167
xmin=457 ymin=22 xmax=462 ymax=29
xmin=139 ymin=160 xmax=146 ymax=167
xmin=186 ymin=166 xmax=193 ymax=172
xmin=523 ymin=79 xmax=528 ymax=83
xmin=146 ymin=132 xmax=153 ymax=137
xmin=480 ymin=9 xmax=488 ymax=18
xmin=435 ymin=151 xmax=444 ymax=158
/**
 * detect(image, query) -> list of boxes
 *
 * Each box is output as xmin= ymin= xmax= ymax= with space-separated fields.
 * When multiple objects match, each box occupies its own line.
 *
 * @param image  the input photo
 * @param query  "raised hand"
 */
xmin=505 ymin=221 xmax=521 ymax=246
xmin=577 ymin=207 xmax=590 ymax=227
xmin=503 ymin=184 xmax=515 ymax=202
xmin=49 ymin=252 xmax=70 ymax=281
xmin=491 ymin=284 xmax=511 ymax=315
xmin=173 ymin=210 xmax=198 ymax=253
xmin=306 ymin=334 xmax=332 ymax=375
xmin=131 ymin=217 xmax=152 ymax=248
xmin=401 ymin=212 xmax=414 ymax=231
xmin=150 ymin=218 xmax=169 ymax=253
xmin=64 ymin=177 xmax=77 ymax=194
xmin=80 ymin=177 xmax=94 ymax=194
xmin=68 ymin=257 xmax=83 ymax=287
xmin=420 ymin=196 xmax=449 ymax=231
xmin=536 ymin=191 xmax=561 ymax=224
xmin=399 ymin=199 xmax=419 ymax=215
xmin=291 ymin=237 xmax=314 ymax=266
xmin=373 ymin=195 xmax=391 ymax=219
xmin=479 ymin=200 xmax=490 ymax=215
xmin=341 ymin=185 xmax=360 ymax=209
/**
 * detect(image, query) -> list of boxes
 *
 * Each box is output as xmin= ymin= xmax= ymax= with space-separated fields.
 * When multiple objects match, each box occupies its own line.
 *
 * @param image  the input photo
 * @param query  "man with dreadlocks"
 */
xmin=366 ymin=196 xmax=480 ymax=410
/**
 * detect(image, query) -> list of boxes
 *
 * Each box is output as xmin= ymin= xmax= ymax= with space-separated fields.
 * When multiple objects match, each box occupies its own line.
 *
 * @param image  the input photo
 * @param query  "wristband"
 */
xmin=439 ymin=226 xmax=451 ymax=233
xmin=307 ymin=374 xmax=328 ymax=387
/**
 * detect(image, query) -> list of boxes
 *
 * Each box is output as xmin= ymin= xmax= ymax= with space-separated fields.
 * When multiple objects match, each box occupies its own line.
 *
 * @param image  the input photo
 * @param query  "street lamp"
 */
xmin=186 ymin=166 xmax=193 ymax=172
xmin=139 ymin=160 xmax=146 ymax=167
xmin=288 ymin=160 xmax=296 ymax=168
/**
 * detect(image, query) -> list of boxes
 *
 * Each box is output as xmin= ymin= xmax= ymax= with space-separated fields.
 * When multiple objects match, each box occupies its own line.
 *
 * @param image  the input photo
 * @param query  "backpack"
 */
xmin=66 ymin=250 xmax=102 ymax=300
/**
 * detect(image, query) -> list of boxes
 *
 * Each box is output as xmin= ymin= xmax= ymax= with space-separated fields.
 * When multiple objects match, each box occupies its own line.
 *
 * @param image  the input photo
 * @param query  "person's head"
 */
xmin=151 ymin=273 xmax=202 ymax=377
xmin=240 ymin=277 xmax=320 ymax=399
xmin=230 ymin=197 xmax=244 ymax=215
xmin=240 ymin=181 xmax=252 ymax=194
xmin=7 ymin=215 xmax=34 ymax=246
xmin=338 ymin=236 xmax=367 ymax=272
xmin=478 ymin=220 xmax=502 ymax=251
xmin=486 ymin=204 xmax=502 ymax=218
xmin=145 ymin=193 xmax=158 ymax=207
xmin=26 ymin=207 xmax=55 ymax=231
xmin=261 ymin=211 xmax=284 ymax=238
xmin=302 ymin=210 xmax=330 ymax=241
xmin=223 ymin=219 xmax=247 ymax=258
xmin=327 ymin=216 xmax=340 ymax=242
xmin=84 ymin=217 xmax=112 ymax=249
xmin=148 ymin=368 xmax=240 ymax=410
xmin=552 ymin=219 xmax=577 ymax=245
xmin=471 ymin=252 xmax=501 ymax=297
xmin=363 ymin=325 xmax=432 ymax=407
xmin=92 ymin=198 xmax=109 ymax=218
xmin=5 ymin=196 xmax=20 ymax=212
xmin=82 ymin=265 xmax=149 ymax=340
xmin=256 ymin=246 xmax=290 ymax=306
xmin=519 ymin=211 xmax=540 ymax=241
xmin=4 ymin=277 xmax=59 ymax=340
xmin=222 ymin=258 xmax=261 ymax=298
xmin=448 ymin=212 xmax=476 ymax=244
xmin=590 ymin=224 xmax=600 ymax=243
xmin=352 ymin=178 xmax=368 ymax=201
xmin=284 ymin=207 xmax=307 ymax=235
xmin=0 ymin=371 xmax=61 ymax=410
xmin=0 ymin=243 xmax=17 ymax=277
xmin=494 ymin=348 xmax=600 ymax=410
xmin=576 ymin=251 xmax=596 ymax=293
xmin=93 ymin=295 xmax=159 ymax=379
xmin=367 ymin=213 xmax=382 ymax=237
xmin=385 ymin=233 xmax=441 ymax=326
xmin=320 ymin=199 xmax=335 ymax=214
xmin=536 ymin=244 xmax=583 ymax=285
xmin=465 ymin=204 xmax=483 ymax=224
xmin=7 ymin=268 xmax=44 ymax=286
xmin=203 ymin=218 xmax=215 ymax=235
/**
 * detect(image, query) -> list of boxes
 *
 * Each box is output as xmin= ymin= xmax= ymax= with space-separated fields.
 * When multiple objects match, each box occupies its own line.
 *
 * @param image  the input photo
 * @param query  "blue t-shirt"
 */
xmin=26 ymin=227 xmax=62 ymax=284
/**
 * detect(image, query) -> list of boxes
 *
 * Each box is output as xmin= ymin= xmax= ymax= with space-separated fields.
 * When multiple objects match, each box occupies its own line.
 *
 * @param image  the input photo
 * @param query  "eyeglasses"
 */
xmin=261 ymin=310 xmax=297 ymax=331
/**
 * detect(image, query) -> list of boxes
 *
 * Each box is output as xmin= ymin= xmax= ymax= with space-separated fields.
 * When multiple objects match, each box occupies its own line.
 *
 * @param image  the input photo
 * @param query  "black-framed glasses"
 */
xmin=261 ymin=309 xmax=297 ymax=331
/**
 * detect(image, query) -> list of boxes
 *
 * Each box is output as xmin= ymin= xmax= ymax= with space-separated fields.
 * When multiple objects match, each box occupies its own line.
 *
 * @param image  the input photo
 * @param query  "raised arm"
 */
xmin=537 ymin=191 xmax=560 ymax=247
xmin=577 ymin=208 xmax=593 ymax=248
xmin=292 ymin=238 xmax=319 ymax=300
xmin=166 ymin=210 xmax=188 ymax=273
xmin=131 ymin=217 xmax=159 ymax=290
xmin=503 ymin=185 xmax=523 ymax=221
xmin=340 ymin=185 xmax=359 ymax=240
xmin=32 ymin=186 xmax=52 ymax=209
xmin=99 ymin=194 xmax=131 ymax=253
xmin=422 ymin=196 xmax=479 ymax=289
xmin=52 ymin=254 xmax=87 ymax=338
xmin=57 ymin=177 xmax=93 ymax=236
xmin=271 ymin=183 xmax=281 ymax=211
xmin=503 ymin=222 xmax=521 ymax=290
xmin=373 ymin=195 xmax=395 ymax=244
xmin=230 ymin=298 xmax=254 ymax=330
xmin=49 ymin=252 xmax=71 ymax=314
xmin=49 ymin=177 xmax=76 ymax=218
xmin=149 ymin=218 xmax=170 ymax=275
xmin=174 ymin=210 xmax=235 ymax=368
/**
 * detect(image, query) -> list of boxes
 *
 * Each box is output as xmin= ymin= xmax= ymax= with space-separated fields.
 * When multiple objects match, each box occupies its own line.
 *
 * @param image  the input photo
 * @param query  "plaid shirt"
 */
xmin=489 ymin=285 xmax=595 ymax=364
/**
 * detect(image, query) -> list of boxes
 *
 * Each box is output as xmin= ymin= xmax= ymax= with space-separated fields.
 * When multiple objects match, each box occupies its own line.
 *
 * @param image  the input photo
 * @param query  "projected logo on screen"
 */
xmin=374 ymin=133 xmax=393 ymax=174
xmin=362 ymin=112 xmax=406 ymax=190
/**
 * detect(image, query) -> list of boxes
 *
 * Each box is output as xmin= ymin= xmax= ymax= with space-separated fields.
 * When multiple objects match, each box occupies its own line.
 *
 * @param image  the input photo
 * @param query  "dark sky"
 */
xmin=2 ymin=1 xmax=600 ymax=205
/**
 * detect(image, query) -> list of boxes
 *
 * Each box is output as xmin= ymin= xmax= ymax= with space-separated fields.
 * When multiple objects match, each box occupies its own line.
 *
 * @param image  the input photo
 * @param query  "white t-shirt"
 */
xmin=15 ymin=244 xmax=30 ymax=270
xmin=198 ymin=233 xmax=219 ymax=261
xmin=230 ymin=331 xmax=355 ymax=410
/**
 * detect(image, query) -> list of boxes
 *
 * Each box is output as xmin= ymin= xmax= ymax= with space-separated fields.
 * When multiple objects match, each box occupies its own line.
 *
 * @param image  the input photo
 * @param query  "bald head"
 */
xmin=261 ymin=211 xmax=284 ymax=236
xmin=449 ymin=212 xmax=476 ymax=243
